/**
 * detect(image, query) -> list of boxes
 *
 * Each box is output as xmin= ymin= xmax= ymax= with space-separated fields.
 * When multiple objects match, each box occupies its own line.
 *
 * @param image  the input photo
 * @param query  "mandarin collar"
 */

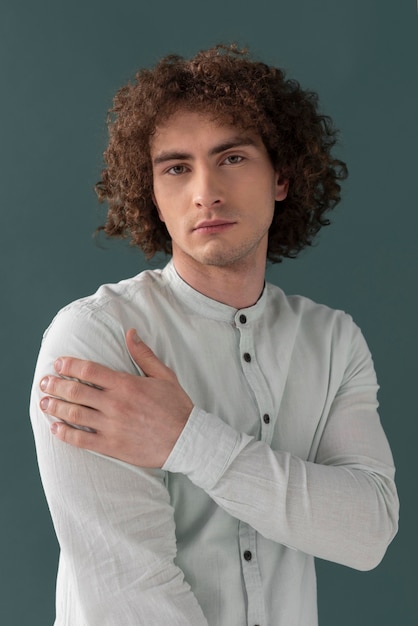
xmin=162 ymin=259 xmax=267 ymax=324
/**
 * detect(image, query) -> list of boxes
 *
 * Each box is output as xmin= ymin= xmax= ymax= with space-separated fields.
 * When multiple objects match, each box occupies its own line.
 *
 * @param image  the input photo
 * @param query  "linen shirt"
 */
xmin=30 ymin=260 xmax=398 ymax=626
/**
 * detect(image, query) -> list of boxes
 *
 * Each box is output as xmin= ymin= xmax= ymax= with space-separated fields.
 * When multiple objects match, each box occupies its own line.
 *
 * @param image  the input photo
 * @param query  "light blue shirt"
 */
xmin=30 ymin=261 xmax=398 ymax=625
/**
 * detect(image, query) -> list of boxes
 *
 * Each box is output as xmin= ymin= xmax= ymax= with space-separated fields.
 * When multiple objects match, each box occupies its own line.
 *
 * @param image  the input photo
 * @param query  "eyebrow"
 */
xmin=152 ymin=136 xmax=258 ymax=166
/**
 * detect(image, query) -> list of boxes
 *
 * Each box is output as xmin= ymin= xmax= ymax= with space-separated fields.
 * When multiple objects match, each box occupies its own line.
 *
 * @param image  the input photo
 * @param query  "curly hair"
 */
xmin=96 ymin=44 xmax=348 ymax=262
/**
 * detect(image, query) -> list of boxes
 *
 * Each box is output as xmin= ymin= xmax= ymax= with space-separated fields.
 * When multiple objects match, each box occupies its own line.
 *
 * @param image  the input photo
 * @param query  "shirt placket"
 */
xmin=235 ymin=310 xmax=275 ymax=626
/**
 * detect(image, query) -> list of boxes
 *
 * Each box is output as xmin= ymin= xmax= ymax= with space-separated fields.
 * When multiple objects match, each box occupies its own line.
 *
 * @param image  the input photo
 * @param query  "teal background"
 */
xmin=1 ymin=0 xmax=416 ymax=624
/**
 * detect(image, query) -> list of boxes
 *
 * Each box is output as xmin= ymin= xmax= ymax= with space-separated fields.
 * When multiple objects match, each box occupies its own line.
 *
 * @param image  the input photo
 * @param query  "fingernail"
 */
xmin=55 ymin=358 xmax=63 ymax=373
xmin=50 ymin=423 xmax=58 ymax=434
xmin=40 ymin=377 xmax=49 ymax=391
xmin=40 ymin=397 xmax=49 ymax=410
xmin=132 ymin=330 xmax=141 ymax=344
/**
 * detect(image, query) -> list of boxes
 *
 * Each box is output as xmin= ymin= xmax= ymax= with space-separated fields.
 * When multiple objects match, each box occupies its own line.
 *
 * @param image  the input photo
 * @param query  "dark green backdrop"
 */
xmin=1 ymin=1 xmax=416 ymax=624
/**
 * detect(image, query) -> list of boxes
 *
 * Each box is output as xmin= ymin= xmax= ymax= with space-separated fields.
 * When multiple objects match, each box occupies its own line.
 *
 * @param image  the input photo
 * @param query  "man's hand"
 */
xmin=39 ymin=329 xmax=193 ymax=467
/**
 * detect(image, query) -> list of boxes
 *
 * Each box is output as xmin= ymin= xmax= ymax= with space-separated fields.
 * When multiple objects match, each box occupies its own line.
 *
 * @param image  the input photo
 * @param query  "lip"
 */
xmin=193 ymin=219 xmax=236 ymax=232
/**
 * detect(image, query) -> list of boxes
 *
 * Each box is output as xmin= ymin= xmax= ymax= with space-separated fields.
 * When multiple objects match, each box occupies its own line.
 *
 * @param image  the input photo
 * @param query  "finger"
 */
xmin=126 ymin=329 xmax=176 ymax=380
xmin=40 ymin=395 xmax=101 ymax=432
xmin=39 ymin=375 xmax=105 ymax=411
xmin=51 ymin=421 xmax=101 ymax=451
xmin=53 ymin=357 xmax=118 ymax=390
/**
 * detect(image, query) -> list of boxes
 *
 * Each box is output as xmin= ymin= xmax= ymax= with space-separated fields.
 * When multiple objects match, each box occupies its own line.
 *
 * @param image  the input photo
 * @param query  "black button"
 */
xmin=239 ymin=314 xmax=247 ymax=324
xmin=263 ymin=414 xmax=270 ymax=424
xmin=243 ymin=353 xmax=251 ymax=363
xmin=243 ymin=550 xmax=252 ymax=561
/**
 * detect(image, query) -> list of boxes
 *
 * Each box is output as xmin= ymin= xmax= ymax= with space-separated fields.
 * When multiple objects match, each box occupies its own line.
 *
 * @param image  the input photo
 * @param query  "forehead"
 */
xmin=150 ymin=109 xmax=262 ymax=156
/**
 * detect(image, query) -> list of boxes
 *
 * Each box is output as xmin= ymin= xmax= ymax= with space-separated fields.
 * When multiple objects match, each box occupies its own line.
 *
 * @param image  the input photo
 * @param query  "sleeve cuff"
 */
xmin=162 ymin=406 xmax=253 ymax=491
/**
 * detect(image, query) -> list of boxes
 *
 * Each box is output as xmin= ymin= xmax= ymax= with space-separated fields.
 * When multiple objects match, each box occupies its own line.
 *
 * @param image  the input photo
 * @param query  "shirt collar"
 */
xmin=162 ymin=259 xmax=267 ymax=324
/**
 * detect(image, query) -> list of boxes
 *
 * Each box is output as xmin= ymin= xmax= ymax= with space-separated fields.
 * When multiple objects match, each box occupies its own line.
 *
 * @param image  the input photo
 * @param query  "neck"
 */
xmin=171 ymin=255 xmax=267 ymax=309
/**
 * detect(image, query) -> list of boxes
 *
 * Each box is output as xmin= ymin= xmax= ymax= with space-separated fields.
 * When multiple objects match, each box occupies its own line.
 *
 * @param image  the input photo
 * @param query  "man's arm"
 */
xmin=30 ymin=306 xmax=208 ymax=625
xmin=164 ymin=405 xmax=397 ymax=570
xmin=40 ymin=328 xmax=191 ymax=468
xmin=42 ymin=324 xmax=399 ymax=572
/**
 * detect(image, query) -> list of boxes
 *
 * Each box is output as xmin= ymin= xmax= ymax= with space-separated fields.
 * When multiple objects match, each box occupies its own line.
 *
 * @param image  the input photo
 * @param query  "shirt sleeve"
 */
xmin=163 ymin=316 xmax=399 ymax=572
xmin=30 ymin=303 xmax=208 ymax=626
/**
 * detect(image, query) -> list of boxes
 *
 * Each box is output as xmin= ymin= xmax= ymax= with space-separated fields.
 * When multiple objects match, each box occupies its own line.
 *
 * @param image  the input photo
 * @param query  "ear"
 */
xmin=275 ymin=173 xmax=289 ymax=202
xmin=152 ymin=192 xmax=165 ymax=223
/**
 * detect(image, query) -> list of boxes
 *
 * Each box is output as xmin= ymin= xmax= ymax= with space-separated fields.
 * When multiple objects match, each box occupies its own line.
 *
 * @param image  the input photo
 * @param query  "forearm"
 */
xmin=210 ymin=441 xmax=397 ymax=570
xmin=163 ymin=406 xmax=399 ymax=571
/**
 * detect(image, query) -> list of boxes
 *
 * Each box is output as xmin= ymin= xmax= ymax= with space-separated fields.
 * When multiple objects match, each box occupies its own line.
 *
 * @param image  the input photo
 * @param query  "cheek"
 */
xmin=151 ymin=186 xmax=162 ymax=220
xmin=156 ymin=205 xmax=165 ymax=222
xmin=154 ymin=180 xmax=186 ymax=210
xmin=154 ymin=206 xmax=179 ymax=234
xmin=152 ymin=185 xmax=170 ymax=223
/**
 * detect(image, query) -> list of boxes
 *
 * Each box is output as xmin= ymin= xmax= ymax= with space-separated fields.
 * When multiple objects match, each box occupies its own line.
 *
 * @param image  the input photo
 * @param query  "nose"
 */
xmin=192 ymin=167 xmax=224 ymax=209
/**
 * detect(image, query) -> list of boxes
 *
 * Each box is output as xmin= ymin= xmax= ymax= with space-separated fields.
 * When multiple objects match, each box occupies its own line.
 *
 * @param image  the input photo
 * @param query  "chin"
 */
xmin=194 ymin=249 xmax=255 ymax=268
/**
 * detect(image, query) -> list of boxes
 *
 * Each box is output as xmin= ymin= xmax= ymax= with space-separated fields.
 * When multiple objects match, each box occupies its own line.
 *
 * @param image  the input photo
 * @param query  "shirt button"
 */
xmin=243 ymin=550 xmax=252 ymax=561
xmin=263 ymin=414 xmax=270 ymax=424
xmin=243 ymin=353 xmax=251 ymax=363
xmin=239 ymin=314 xmax=247 ymax=324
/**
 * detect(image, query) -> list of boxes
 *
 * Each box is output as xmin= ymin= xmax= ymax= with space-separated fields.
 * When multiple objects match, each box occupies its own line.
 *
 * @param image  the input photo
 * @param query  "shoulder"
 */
xmin=44 ymin=267 xmax=163 ymax=336
xmin=265 ymin=281 xmax=355 ymax=333
xmin=264 ymin=283 xmax=376 ymax=390
xmin=264 ymin=282 xmax=371 ymax=365
xmin=38 ymin=267 xmax=166 ymax=372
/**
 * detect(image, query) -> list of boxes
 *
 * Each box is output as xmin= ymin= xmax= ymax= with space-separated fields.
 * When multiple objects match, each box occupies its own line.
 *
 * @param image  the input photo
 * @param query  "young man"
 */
xmin=30 ymin=45 xmax=398 ymax=625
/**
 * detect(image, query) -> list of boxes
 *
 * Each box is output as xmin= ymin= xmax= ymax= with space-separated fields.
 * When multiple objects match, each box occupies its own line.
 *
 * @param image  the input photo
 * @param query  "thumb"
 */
xmin=126 ymin=328 xmax=175 ymax=380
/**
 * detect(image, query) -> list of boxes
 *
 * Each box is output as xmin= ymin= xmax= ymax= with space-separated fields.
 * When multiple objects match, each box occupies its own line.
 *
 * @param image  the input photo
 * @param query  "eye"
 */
xmin=166 ymin=164 xmax=188 ymax=176
xmin=223 ymin=155 xmax=244 ymax=165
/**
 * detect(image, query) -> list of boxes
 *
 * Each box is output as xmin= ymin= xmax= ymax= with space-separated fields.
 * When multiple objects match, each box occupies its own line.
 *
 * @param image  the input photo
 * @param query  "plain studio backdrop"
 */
xmin=1 ymin=1 xmax=416 ymax=624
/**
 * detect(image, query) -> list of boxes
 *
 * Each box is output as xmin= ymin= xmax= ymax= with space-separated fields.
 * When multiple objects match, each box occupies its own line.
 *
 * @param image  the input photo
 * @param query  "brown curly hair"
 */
xmin=96 ymin=44 xmax=347 ymax=262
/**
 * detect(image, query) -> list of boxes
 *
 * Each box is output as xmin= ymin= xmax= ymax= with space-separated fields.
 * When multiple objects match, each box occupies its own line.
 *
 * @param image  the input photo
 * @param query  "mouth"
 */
xmin=193 ymin=219 xmax=236 ymax=234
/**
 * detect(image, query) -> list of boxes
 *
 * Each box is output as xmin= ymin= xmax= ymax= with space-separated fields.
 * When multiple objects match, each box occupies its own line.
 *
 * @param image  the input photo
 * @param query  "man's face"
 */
xmin=150 ymin=110 xmax=288 ymax=273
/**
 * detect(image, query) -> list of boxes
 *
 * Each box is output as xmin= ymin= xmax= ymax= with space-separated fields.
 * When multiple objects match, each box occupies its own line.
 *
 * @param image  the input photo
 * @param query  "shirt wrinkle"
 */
xmin=30 ymin=261 xmax=398 ymax=626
